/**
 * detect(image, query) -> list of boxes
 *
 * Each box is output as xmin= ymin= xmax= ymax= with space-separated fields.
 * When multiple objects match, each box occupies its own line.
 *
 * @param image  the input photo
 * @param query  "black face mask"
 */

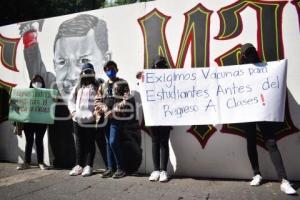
xmin=81 ymin=76 xmax=94 ymax=86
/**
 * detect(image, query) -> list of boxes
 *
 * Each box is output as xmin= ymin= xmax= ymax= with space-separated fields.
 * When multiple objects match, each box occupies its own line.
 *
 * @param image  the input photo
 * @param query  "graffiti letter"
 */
xmin=215 ymin=0 xmax=287 ymax=61
xmin=0 ymin=34 xmax=20 ymax=72
xmin=138 ymin=4 xmax=212 ymax=68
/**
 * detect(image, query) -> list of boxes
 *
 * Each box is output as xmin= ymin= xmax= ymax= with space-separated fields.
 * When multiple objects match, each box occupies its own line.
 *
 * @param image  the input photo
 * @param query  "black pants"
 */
xmin=73 ymin=122 xmax=96 ymax=167
xmin=95 ymin=127 xmax=108 ymax=168
xmin=23 ymin=123 xmax=47 ymax=164
xmin=241 ymin=122 xmax=287 ymax=180
xmin=150 ymin=126 xmax=171 ymax=171
xmin=49 ymin=104 xmax=76 ymax=169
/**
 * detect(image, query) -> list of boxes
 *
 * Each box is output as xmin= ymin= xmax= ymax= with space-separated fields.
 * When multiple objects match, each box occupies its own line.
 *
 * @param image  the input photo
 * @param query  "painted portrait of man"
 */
xmin=21 ymin=14 xmax=110 ymax=100
xmin=20 ymin=14 xmax=110 ymax=168
xmin=19 ymin=14 xmax=142 ymax=172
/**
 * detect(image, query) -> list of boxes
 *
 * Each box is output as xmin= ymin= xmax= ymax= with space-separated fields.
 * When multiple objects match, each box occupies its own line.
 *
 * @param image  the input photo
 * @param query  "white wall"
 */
xmin=0 ymin=0 xmax=299 ymax=179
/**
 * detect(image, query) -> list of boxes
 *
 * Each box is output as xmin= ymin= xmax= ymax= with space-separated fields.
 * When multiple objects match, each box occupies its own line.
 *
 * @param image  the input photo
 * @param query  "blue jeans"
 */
xmin=105 ymin=120 xmax=123 ymax=170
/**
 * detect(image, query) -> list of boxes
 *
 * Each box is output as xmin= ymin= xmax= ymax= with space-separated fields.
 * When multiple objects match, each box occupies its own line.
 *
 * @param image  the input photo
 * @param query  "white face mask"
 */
xmin=32 ymin=82 xmax=43 ymax=88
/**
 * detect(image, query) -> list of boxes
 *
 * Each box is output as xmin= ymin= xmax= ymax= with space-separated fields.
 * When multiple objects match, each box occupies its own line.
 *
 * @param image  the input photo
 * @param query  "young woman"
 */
xmin=136 ymin=56 xmax=172 ymax=182
xmin=239 ymin=43 xmax=296 ymax=195
xmin=17 ymin=74 xmax=49 ymax=170
xmin=68 ymin=63 xmax=98 ymax=177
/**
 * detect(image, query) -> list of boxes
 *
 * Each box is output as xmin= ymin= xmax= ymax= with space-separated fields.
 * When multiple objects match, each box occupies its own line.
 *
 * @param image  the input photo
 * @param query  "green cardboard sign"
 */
xmin=8 ymin=88 xmax=58 ymax=124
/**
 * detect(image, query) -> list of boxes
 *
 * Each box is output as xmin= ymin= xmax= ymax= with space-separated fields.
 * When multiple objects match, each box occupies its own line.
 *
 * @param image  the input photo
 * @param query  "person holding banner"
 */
xmin=137 ymin=56 xmax=172 ymax=182
xmin=68 ymin=63 xmax=98 ymax=177
xmin=17 ymin=75 xmax=49 ymax=170
xmin=238 ymin=43 xmax=296 ymax=195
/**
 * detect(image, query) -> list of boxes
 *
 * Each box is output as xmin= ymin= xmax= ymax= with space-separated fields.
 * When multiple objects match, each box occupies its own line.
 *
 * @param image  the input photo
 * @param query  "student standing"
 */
xmin=17 ymin=75 xmax=49 ymax=170
xmin=95 ymin=61 xmax=130 ymax=179
xmin=68 ymin=63 xmax=98 ymax=177
xmin=136 ymin=56 xmax=172 ymax=182
xmin=238 ymin=43 xmax=296 ymax=195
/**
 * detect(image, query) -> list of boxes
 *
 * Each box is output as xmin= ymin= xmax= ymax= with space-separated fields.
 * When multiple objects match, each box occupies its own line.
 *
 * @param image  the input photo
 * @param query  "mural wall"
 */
xmin=0 ymin=0 xmax=300 ymax=179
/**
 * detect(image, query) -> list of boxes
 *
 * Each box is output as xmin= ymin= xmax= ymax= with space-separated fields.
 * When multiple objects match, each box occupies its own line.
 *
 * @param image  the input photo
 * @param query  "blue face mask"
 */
xmin=105 ymin=69 xmax=117 ymax=78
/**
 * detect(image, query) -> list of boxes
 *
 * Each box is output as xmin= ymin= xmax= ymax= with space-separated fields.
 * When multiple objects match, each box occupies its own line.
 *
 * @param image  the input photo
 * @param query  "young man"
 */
xmin=95 ymin=61 xmax=131 ymax=179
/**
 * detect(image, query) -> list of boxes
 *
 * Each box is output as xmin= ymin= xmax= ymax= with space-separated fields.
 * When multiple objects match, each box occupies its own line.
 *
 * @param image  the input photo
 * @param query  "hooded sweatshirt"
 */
xmin=68 ymin=84 xmax=97 ymax=123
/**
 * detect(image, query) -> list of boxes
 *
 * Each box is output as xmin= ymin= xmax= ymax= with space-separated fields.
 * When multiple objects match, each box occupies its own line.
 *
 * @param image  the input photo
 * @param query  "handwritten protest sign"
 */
xmin=139 ymin=59 xmax=287 ymax=126
xmin=8 ymin=88 xmax=58 ymax=124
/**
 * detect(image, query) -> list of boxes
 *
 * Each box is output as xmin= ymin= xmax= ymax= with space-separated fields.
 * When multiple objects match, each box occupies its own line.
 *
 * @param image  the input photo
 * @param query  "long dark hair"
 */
xmin=240 ymin=46 xmax=261 ymax=64
xmin=29 ymin=74 xmax=46 ymax=88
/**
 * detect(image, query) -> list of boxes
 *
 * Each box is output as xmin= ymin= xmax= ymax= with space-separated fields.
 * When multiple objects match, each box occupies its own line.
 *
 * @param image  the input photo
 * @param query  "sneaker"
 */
xmin=69 ymin=165 xmax=83 ymax=176
xmin=280 ymin=179 xmax=297 ymax=195
xmin=16 ymin=163 xmax=30 ymax=170
xmin=149 ymin=171 xmax=160 ymax=181
xmin=82 ymin=166 xmax=93 ymax=177
xmin=38 ymin=163 xmax=49 ymax=170
xmin=96 ymin=168 xmax=107 ymax=174
xmin=159 ymin=171 xmax=169 ymax=182
xmin=112 ymin=169 xmax=126 ymax=179
xmin=101 ymin=169 xmax=114 ymax=178
xmin=250 ymin=174 xmax=262 ymax=186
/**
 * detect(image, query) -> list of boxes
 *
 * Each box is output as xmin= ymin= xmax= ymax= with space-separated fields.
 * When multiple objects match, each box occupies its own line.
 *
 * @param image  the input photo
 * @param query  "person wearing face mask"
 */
xmin=68 ymin=63 xmax=99 ymax=177
xmin=94 ymin=61 xmax=131 ymax=179
xmin=237 ymin=43 xmax=296 ymax=195
xmin=17 ymin=75 xmax=49 ymax=170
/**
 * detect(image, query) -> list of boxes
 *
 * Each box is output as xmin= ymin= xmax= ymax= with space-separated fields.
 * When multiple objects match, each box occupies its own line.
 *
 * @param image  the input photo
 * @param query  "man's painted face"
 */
xmin=53 ymin=29 xmax=104 ymax=100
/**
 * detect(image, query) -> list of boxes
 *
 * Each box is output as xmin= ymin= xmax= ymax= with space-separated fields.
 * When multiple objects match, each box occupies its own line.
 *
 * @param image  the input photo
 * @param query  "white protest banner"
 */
xmin=140 ymin=59 xmax=287 ymax=126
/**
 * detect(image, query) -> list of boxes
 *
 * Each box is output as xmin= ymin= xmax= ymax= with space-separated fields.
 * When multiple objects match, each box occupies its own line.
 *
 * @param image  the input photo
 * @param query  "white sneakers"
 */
xmin=280 ymin=179 xmax=297 ymax=195
xmin=70 ymin=165 xmax=93 ymax=177
xmin=17 ymin=163 xmax=49 ymax=170
xmin=159 ymin=171 xmax=169 ymax=182
xmin=250 ymin=175 xmax=297 ymax=195
xmin=82 ymin=166 xmax=93 ymax=177
xmin=149 ymin=171 xmax=160 ymax=181
xmin=39 ymin=163 xmax=49 ymax=170
xmin=250 ymin=174 xmax=262 ymax=186
xmin=149 ymin=170 xmax=169 ymax=182
xmin=69 ymin=165 xmax=83 ymax=176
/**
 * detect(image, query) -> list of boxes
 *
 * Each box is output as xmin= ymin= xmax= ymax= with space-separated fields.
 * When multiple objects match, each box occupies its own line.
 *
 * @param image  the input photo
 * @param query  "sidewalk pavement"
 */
xmin=0 ymin=162 xmax=299 ymax=200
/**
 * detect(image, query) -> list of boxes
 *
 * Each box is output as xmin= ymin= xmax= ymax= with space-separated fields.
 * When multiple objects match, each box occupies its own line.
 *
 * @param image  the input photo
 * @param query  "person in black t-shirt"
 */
xmin=237 ymin=43 xmax=296 ymax=195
